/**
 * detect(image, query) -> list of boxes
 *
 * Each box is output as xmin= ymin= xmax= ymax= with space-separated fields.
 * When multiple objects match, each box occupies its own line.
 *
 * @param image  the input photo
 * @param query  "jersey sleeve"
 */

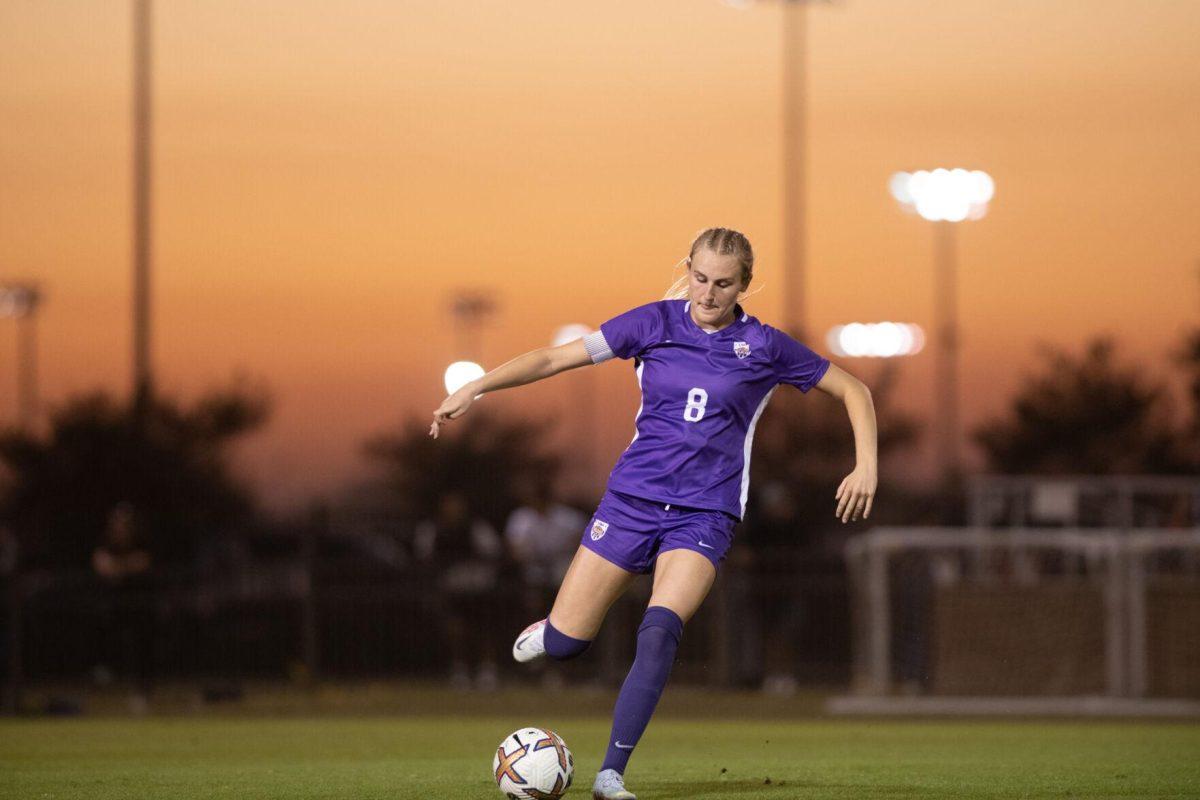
xmin=598 ymin=302 xmax=666 ymax=360
xmin=767 ymin=326 xmax=831 ymax=392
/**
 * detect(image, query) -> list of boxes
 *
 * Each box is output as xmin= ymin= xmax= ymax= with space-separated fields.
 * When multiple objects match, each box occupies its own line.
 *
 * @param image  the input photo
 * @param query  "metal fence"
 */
xmin=968 ymin=475 xmax=1200 ymax=529
xmin=1 ymin=533 xmax=850 ymax=709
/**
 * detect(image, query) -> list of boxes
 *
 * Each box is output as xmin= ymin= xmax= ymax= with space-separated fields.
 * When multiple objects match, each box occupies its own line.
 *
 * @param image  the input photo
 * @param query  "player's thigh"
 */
xmin=548 ymin=545 xmax=636 ymax=639
xmin=647 ymin=548 xmax=717 ymax=624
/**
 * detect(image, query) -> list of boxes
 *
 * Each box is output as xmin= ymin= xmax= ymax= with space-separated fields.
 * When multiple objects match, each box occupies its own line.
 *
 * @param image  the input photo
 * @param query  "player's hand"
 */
xmin=835 ymin=463 xmax=877 ymax=523
xmin=429 ymin=383 xmax=479 ymax=438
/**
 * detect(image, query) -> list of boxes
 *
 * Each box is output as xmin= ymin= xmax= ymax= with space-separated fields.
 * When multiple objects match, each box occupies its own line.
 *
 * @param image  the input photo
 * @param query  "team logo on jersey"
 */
xmin=590 ymin=519 xmax=609 ymax=541
xmin=733 ymin=341 xmax=751 ymax=359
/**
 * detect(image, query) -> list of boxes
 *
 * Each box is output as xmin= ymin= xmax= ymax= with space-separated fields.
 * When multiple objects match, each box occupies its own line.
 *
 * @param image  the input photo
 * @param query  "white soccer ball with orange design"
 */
xmin=492 ymin=727 xmax=574 ymax=800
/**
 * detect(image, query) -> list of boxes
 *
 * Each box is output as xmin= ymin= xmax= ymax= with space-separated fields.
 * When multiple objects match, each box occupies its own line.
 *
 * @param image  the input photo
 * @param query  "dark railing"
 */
xmin=1 ymin=543 xmax=850 ymax=707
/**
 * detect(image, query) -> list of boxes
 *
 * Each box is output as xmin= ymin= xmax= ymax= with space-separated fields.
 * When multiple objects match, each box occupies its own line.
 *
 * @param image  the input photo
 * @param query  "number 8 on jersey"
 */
xmin=683 ymin=387 xmax=708 ymax=422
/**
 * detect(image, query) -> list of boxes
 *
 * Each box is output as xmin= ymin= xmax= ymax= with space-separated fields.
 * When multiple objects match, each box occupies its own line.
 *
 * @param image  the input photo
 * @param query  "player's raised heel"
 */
xmin=592 ymin=768 xmax=636 ymax=800
xmin=512 ymin=619 xmax=547 ymax=663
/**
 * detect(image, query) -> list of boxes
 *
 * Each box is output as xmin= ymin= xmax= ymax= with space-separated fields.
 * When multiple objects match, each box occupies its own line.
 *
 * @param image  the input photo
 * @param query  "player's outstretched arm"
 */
xmin=814 ymin=363 xmax=878 ymax=523
xmin=429 ymin=338 xmax=592 ymax=438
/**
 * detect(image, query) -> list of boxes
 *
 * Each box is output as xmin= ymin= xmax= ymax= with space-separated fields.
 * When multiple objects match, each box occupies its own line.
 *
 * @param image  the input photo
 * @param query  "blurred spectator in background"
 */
xmin=414 ymin=490 xmax=503 ymax=691
xmin=732 ymin=481 xmax=807 ymax=695
xmin=91 ymin=501 xmax=155 ymax=712
xmin=504 ymin=476 xmax=586 ymax=688
xmin=890 ymin=549 xmax=932 ymax=694
xmin=0 ymin=524 xmax=17 ymax=713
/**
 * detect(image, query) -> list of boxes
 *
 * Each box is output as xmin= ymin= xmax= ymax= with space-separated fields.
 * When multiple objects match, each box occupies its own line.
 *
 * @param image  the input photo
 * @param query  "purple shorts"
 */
xmin=581 ymin=489 xmax=738 ymax=574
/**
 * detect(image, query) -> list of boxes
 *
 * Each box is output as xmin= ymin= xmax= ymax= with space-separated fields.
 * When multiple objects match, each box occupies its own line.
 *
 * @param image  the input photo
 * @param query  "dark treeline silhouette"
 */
xmin=0 ymin=383 xmax=269 ymax=568
xmin=973 ymin=335 xmax=1199 ymax=475
xmin=363 ymin=410 xmax=563 ymax=527
xmin=1177 ymin=327 xmax=1200 ymax=464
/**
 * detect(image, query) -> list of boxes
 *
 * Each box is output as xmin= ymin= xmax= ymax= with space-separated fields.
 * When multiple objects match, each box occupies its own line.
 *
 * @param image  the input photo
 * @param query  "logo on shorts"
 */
xmin=590 ymin=519 xmax=609 ymax=541
xmin=733 ymin=341 xmax=751 ymax=359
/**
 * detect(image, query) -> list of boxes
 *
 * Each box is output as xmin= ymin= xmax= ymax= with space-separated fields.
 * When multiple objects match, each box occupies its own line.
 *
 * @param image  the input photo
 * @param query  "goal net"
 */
xmin=834 ymin=526 xmax=1200 ymax=715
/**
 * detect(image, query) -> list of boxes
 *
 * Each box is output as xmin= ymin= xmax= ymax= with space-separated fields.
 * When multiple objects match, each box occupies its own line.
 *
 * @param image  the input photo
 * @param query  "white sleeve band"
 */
xmin=583 ymin=330 xmax=615 ymax=364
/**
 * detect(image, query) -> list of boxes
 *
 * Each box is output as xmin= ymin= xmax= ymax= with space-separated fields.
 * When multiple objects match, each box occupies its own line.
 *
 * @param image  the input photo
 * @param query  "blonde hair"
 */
xmin=664 ymin=227 xmax=761 ymax=302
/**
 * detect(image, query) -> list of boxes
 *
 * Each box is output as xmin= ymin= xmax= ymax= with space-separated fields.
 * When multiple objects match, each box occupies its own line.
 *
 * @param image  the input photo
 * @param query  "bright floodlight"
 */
xmin=444 ymin=360 xmax=484 ymax=395
xmin=891 ymin=169 xmax=994 ymax=222
xmin=552 ymin=323 xmax=593 ymax=347
xmin=826 ymin=322 xmax=925 ymax=358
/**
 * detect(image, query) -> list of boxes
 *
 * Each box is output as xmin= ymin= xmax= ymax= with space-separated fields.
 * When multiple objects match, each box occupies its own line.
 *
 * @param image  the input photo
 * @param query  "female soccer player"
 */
xmin=430 ymin=228 xmax=877 ymax=800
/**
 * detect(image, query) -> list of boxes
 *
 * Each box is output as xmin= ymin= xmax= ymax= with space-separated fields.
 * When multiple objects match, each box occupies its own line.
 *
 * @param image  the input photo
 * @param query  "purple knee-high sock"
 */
xmin=600 ymin=606 xmax=683 ymax=775
xmin=544 ymin=620 xmax=591 ymax=661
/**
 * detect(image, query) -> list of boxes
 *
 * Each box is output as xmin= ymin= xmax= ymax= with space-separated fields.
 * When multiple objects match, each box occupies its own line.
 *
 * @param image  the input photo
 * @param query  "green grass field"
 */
xmin=2 ymin=690 xmax=1198 ymax=799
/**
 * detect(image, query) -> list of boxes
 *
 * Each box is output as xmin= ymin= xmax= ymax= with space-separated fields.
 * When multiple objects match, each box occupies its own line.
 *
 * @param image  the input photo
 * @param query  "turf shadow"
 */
xmin=648 ymin=779 xmax=808 ymax=799
xmin=648 ymin=778 xmax=960 ymax=799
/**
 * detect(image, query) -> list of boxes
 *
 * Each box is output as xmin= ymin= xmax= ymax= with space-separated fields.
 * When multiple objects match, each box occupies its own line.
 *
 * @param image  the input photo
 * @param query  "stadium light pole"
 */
xmin=723 ymin=0 xmax=833 ymax=342
xmin=890 ymin=169 xmax=995 ymax=486
xmin=131 ymin=0 xmax=154 ymax=418
xmin=450 ymin=290 xmax=495 ymax=365
xmin=0 ymin=284 xmax=43 ymax=431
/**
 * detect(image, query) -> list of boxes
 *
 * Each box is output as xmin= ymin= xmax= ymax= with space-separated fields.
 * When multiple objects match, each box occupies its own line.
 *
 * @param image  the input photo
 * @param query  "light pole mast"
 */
xmin=780 ymin=0 xmax=809 ymax=342
xmin=132 ymin=0 xmax=153 ymax=415
xmin=890 ymin=168 xmax=995 ymax=487
xmin=933 ymin=220 xmax=960 ymax=482
xmin=726 ymin=0 xmax=830 ymax=342
xmin=0 ymin=284 xmax=42 ymax=431
xmin=450 ymin=291 xmax=496 ymax=365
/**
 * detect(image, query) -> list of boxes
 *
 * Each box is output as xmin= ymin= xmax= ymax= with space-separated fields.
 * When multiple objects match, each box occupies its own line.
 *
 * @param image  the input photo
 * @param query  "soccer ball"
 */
xmin=492 ymin=727 xmax=574 ymax=799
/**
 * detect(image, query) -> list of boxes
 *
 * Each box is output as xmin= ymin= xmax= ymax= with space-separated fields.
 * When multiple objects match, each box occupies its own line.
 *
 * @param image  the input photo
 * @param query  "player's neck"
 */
xmin=689 ymin=305 xmax=737 ymax=333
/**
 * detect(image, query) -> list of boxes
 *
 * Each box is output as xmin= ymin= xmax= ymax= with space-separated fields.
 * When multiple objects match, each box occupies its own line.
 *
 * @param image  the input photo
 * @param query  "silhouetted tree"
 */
xmin=0 ymin=384 xmax=270 ymax=568
xmin=363 ymin=410 xmax=561 ymax=527
xmin=750 ymin=363 xmax=923 ymax=530
xmin=973 ymin=337 xmax=1186 ymax=475
xmin=1175 ymin=326 xmax=1200 ymax=468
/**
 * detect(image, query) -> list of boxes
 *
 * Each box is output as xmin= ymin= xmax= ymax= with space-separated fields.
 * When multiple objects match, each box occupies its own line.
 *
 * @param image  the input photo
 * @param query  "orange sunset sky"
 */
xmin=2 ymin=1 xmax=1198 ymax=511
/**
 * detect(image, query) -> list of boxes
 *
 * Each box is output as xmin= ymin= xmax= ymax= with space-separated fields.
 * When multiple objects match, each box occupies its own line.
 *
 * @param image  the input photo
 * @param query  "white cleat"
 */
xmin=592 ymin=769 xmax=636 ymax=800
xmin=512 ymin=619 xmax=547 ymax=663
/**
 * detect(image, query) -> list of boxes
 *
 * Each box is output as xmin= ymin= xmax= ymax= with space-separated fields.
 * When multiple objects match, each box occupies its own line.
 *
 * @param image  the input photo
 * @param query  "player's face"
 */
xmin=688 ymin=248 xmax=746 ymax=329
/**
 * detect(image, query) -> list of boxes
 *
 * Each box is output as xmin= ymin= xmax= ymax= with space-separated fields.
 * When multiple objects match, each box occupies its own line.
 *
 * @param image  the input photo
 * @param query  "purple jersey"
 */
xmin=585 ymin=299 xmax=830 ymax=519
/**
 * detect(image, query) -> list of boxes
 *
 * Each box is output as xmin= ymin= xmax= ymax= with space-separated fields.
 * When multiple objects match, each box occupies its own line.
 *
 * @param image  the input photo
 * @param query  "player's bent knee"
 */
xmin=637 ymin=606 xmax=684 ymax=651
xmin=544 ymin=620 xmax=591 ymax=661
